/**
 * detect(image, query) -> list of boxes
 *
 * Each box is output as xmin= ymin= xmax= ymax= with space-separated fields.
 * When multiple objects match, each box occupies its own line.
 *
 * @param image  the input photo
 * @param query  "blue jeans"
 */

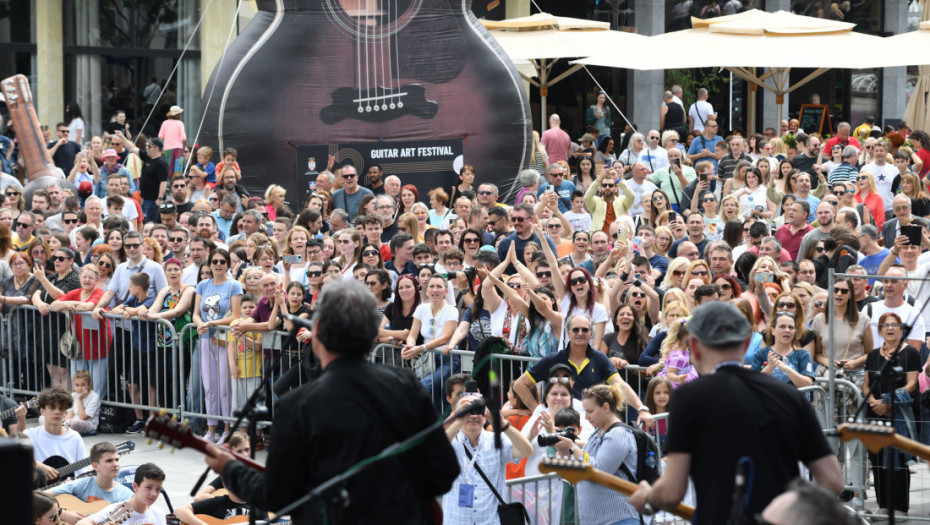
xmin=142 ymin=199 xmax=158 ymax=223
xmin=421 ymin=352 xmax=461 ymax=414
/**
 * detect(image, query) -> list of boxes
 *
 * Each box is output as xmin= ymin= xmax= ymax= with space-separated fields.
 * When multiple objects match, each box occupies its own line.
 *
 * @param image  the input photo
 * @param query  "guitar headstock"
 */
xmin=115 ymin=440 xmax=136 ymax=455
xmin=107 ymin=501 xmax=132 ymax=524
xmin=144 ymin=410 xmax=203 ymax=454
xmin=835 ymin=422 xmax=897 ymax=453
xmin=539 ymin=457 xmax=594 ymax=485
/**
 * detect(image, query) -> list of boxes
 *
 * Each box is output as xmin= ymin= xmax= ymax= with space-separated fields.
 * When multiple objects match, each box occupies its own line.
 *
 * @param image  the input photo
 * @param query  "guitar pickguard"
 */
xmin=320 ymin=84 xmax=437 ymax=124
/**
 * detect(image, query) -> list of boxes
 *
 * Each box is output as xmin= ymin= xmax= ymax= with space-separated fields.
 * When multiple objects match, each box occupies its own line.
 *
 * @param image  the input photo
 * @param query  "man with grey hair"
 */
xmin=823 ymin=121 xmax=862 ymax=154
xmin=476 ymin=182 xmax=501 ymax=209
xmin=517 ymin=168 xmax=542 ymax=202
xmin=688 ymin=87 xmax=716 ymax=133
xmin=846 ymin=265 xmax=880 ymax=308
xmin=759 ymin=236 xmax=787 ymax=262
xmin=541 ymin=113 xmax=571 ymax=164
xmin=513 ymin=313 xmax=653 ymax=425
xmin=881 ymin=193 xmax=912 ymax=248
xmin=329 ymin=208 xmax=350 ymax=234
xmin=383 ymin=174 xmax=401 ymax=200
xmin=206 ymin=280 xmax=460 ymax=524
xmin=226 ymin=209 xmax=264 ymax=244
xmin=314 ymin=170 xmax=335 ymax=195
xmin=857 ymin=223 xmax=888 ymax=280
xmin=332 ymin=164 xmax=372 ymax=222
xmin=629 ymin=302 xmax=841 ymax=523
xmin=761 ymin=480 xmax=858 ymax=525
xmin=828 ymin=145 xmax=860 ymax=186
xmin=538 ymin=162 xmax=576 ymax=213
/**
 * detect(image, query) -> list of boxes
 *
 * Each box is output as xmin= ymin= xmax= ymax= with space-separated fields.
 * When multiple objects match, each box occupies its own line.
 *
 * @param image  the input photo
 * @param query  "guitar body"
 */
xmin=199 ymin=0 xmax=531 ymax=201
xmin=54 ymin=494 xmax=112 ymax=516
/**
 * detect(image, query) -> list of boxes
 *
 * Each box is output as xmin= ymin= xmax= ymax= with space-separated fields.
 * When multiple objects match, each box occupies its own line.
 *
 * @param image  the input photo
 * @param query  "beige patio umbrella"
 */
xmin=899 ymin=13 xmax=930 ymax=131
xmin=482 ymin=13 xmax=646 ymax=131
xmin=574 ymin=9 xmax=892 ymax=131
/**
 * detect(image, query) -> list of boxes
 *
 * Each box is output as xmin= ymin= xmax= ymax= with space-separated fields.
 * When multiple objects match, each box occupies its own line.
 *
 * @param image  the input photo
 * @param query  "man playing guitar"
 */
xmin=77 ymin=463 xmax=167 ymax=525
xmin=47 ymin=442 xmax=134 ymax=524
xmin=17 ymin=387 xmax=87 ymax=483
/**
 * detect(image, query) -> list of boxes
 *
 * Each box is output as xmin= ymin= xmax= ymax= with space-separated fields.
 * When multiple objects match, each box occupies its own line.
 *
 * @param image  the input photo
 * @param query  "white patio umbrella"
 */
xmin=482 ymin=13 xmax=646 ymax=131
xmin=574 ymin=9 xmax=893 ymax=130
xmin=896 ymin=15 xmax=930 ymax=131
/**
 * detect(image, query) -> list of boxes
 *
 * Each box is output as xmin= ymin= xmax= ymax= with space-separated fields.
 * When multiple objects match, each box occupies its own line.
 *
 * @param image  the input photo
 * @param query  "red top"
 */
xmin=57 ymin=287 xmax=111 ymax=360
xmin=917 ymin=148 xmax=930 ymax=180
xmin=855 ymin=191 xmax=886 ymax=231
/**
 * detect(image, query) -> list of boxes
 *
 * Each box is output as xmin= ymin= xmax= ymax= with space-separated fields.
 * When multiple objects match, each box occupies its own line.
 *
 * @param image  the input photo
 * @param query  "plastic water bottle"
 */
xmin=645 ymin=451 xmax=656 ymax=469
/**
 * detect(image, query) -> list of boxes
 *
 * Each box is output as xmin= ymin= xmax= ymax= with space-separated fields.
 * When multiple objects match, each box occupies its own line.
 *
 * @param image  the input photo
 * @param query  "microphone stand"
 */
xmin=254 ymin=399 xmax=481 ymax=524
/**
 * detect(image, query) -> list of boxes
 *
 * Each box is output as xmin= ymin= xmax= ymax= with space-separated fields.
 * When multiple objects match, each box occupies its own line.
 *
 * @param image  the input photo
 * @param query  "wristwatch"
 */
xmin=637 ymin=406 xmax=650 ymax=413
xmin=643 ymin=502 xmax=656 ymax=516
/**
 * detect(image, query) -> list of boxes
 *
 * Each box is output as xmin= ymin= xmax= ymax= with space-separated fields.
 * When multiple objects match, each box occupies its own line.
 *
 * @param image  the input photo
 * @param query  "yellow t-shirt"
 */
xmin=230 ymin=318 xmax=262 ymax=378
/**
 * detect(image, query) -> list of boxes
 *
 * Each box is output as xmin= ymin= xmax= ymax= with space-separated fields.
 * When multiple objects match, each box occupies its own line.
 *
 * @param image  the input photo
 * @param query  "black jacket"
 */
xmin=223 ymin=356 xmax=459 ymax=524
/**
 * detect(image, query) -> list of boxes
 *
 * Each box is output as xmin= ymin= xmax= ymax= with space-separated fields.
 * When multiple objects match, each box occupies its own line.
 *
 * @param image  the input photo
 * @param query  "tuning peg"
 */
xmin=158 ymin=443 xmax=165 ymax=450
xmin=147 ymin=439 xmax=153 ymax=445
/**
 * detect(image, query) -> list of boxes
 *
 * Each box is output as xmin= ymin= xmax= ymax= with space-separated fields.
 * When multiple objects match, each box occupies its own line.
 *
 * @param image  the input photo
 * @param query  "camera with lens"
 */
xmin=537 ymin=427 xmax=577 ymax=447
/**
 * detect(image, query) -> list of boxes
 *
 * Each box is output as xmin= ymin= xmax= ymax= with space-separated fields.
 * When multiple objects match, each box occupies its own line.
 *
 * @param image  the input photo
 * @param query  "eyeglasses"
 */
xmin=307 ymin=270 xmax=322 ymax=277
xmin=361 ymin=250 xmax=379 ymax=257
xmin=42 ymin=507 xmax=63 ymax=523
xmin=336 ymin=239 xmax=353 ymax=244
xmin=477 ymin=190 xmax=494 ymax=196
xmin=63 ymin=218 xmax=79 ymax=224
xmin=548 ymin=376 xmax=571 ymax=384
xmin=879 ymin=323 xmax=902 ymax=329
xmin=570 ymin=327 xmax=591 ymax=334
xmin=211 ymin=259 xmax=228 ymax=265
xmin=702 ymin=198 xmax=716 ymax=203
xmin=833 ymin=287 xmax=850 ymax=295
xmin=630 ymin=291 xmax=646 ymax=298
xmin=124 ymin=243 xmax=141 ymax=249
xmin=97 ymin=261 xmax=113 ymax=269
xmin=569 ymin=276 xmax=587 ymax=286
xmin=51 ymin=256 xmax=70 ymax=262
xmin=775 ymin=301 xmax=797 ymax=309
xmin=651 ymin=196 xmax=665 ymax=202
xmin=536 ymin=271 xmax=551 ymax=278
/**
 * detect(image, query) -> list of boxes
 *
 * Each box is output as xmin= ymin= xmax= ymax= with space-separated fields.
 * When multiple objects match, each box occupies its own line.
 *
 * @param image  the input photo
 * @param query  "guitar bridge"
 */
xmin=320 ymin=84 xmax=437 ymax=124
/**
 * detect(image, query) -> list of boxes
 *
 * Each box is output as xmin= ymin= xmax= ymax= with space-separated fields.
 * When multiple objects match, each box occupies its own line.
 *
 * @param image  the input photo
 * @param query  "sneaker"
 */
xmin=125 ymin=419 xmax=145 ymax=435
xmin=202 ymin=430 xmax=216 ymax=443
xmin=850 ymin=496 xmax=864 ymax=511
xmin=217 ymin=431 xmax=230 ymax=444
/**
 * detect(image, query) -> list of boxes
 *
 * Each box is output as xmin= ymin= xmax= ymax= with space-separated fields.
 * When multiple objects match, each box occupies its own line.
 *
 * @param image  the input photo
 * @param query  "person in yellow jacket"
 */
xmin=584 ymin=164 xmax=634 ymax=235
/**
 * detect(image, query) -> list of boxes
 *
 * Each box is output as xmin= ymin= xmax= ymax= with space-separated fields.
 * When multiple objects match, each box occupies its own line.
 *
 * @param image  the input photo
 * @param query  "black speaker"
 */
xmin=0 ymin=440 xmax=36 ymax=525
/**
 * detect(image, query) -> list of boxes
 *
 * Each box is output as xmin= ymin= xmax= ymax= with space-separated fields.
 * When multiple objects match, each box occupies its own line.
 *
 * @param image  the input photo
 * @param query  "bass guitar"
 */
xmin=835 ymin=421 xmax=930 ymax=459
xmin=539 ymin=458 xmax=695 ymax=521
xmin=43 ymin=440 xmax=135 ymax=482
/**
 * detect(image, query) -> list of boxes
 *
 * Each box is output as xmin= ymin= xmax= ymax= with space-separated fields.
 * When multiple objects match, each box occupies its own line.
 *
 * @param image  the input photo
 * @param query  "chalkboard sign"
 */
xmin=799 ymin=104 xmax=832 ymax=136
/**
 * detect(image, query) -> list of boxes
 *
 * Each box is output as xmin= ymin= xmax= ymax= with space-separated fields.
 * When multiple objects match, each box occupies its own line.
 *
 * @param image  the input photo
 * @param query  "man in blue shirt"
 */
xmin=686 ymin=118 xmax=724 ymax=173
xmin=496 ymin=203 xmax=558 ymax=274
xmin=331 ymin=165 xmax=373 ymax=222
xmin=537 ymin=163 xmax=576 ymax=213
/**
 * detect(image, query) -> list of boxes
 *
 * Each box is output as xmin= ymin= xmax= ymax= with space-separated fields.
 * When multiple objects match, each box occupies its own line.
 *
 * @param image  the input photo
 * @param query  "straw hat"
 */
xmin=167 ymin=105 xmax=184 ymax=117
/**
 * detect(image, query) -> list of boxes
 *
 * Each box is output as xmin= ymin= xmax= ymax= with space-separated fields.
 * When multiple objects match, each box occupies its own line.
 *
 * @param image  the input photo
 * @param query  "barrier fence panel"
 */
xmin=505 ymin=472 xmax=571 ymax=525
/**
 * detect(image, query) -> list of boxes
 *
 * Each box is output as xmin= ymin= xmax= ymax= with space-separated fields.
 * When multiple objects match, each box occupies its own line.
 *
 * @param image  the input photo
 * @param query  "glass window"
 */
xmin=849 ymin=68 xmax=880 ymax=130
xmin=0 ymin=0 xmax=36 ymax=44
xmin=905 ymin=1 xmax=924 ymax=108
xmin=65 ymin=0 xmax=200 ymax=50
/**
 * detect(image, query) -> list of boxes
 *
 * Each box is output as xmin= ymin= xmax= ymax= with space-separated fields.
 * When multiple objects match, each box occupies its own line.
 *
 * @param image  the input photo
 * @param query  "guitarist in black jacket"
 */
xmin=205 ymin=280 xmax=459 ymax=524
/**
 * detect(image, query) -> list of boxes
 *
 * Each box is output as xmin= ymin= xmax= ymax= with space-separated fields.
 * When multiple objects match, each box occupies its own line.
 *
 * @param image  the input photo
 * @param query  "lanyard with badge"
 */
xmin=458 ymin=435 xmax=481 ymax=507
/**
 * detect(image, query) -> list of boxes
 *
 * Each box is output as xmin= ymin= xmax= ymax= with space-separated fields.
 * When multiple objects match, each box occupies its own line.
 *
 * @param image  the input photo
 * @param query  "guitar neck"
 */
xmin=57 ymin=457 xmax=93 ymax=478
xmin=889 ymin=433 xmax=930 ymax=461
xmin=185 ymin=435 xmax=266 ymax=472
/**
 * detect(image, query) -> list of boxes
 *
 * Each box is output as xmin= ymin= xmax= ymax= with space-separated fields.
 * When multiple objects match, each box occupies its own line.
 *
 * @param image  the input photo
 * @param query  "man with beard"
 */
xmin=167 ymin=175 xmax=193 ymax=215
xmin=585 ymin=165 xmax=634 ymax=235
xmin=668 ymin=213 xmax=708 ymax=258
xmin=796 ymin=202 xmax=835 ymax=263
xmin=364 ymin=164 xmax=385 ymax=195
xmin=218 ymin=166 xmax=250 ymax=210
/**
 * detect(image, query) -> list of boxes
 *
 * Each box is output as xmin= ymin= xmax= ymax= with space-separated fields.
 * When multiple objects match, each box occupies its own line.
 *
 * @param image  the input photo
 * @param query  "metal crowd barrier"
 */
xmin=505 ymin=472 xmax=576 ymax=525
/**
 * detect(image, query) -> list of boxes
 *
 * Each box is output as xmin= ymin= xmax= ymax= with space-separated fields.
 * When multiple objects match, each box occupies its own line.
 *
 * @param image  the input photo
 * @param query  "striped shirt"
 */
xmin=828 ymin=162 xmax=858 ymax=186
xmin=578 ymin=424 xmax=641 ymax=525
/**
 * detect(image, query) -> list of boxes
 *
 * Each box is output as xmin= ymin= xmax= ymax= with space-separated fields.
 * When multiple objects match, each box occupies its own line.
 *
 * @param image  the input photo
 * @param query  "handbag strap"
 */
xmin=462 ymin=442 xmax=507 ymax=506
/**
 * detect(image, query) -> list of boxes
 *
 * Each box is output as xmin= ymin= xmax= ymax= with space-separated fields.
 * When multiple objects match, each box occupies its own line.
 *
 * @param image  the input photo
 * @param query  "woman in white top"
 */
xmin=616 ymin=133 xmax=646 ymax=167
xmin=521 ymin=375 xmax=595 ymax=525
xmin=556 ymin=267 xmax=609 ymax=350
xmin=65 ymin=102 xmax=85 ymax=143
xmin=402 ymin=274 xmax=459 ymax=410
xmin=277 ymin=226 xmax=312 ymax=287
xmin=335 ymin=228 xmax=363 ymax=281
xmin=735 ymin=168 xmax=774 ymax=222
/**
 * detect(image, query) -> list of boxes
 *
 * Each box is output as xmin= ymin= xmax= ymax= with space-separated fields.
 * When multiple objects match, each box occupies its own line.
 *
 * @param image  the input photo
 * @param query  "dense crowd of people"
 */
xmin=4 ymin=85 xmax=930 ymax=524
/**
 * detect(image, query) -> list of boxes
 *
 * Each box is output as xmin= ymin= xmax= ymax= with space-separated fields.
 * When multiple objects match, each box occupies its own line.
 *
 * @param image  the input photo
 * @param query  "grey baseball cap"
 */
xmin=688 ymin=302 xmax=751 ymax=347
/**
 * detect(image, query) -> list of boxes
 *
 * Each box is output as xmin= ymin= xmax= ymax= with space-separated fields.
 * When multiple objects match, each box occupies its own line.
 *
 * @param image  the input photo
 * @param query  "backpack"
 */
xmin=613 ymin=422 xmax=661 ymax=485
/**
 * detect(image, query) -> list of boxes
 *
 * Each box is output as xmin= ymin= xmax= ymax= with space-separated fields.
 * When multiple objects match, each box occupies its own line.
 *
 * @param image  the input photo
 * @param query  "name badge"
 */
xmin=458 ymin=484 xmax=475 ymax=508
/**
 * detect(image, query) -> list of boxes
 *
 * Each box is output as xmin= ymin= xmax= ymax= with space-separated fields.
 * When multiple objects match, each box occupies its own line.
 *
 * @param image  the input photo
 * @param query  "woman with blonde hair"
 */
xmin=653 ymin=226 xmax=674 ymax=257
xmin=278 ymin=225 xmax=311 ymax=286
xmin=770 ymin=136 xmax=788 ymax=160
xmin=529 ymin=129 xmax=549 ymax=175
xmin=397 ymin=212 xmax=421 ymax=242
xmin=411 ymin=202 xmax=434 ymax=237
xmin=245 ymin=233 xmax=272 ymax=265
xmin=682 ymin=259 xmax=711 ymax=286
xmin=854 ymin=170 xmax=885 ymax=231
xmin=899 ymin=171 xmax=930 ymax=218
xmin=239 ymin=266 xmax=264 ymax=297
xmin=641 ymin=299 xmax=690 ymax=369
xmin=264 ymin=184 xmax=287 ymax=221
xmin=660 ymin=256 xmax=691 ymax=291
xmin=718 ymin=194 xmax=742 ymax=223
xmin=427 ymin=187 xmax=450 ymax=227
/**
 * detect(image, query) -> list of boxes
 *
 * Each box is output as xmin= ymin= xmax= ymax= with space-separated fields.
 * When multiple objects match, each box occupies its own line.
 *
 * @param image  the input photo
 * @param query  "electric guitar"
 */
xmin=43 ymin=440 xmax=135 ymax=482
xmin=0 ymin=396 xmax=37 ymax=421
xmin=539 ymin=458 xmax=695 ymax=521
xmin=835 ymin=421 xmax=930 ymax=459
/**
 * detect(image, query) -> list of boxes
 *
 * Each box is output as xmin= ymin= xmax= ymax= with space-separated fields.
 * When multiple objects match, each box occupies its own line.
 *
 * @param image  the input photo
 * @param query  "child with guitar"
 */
xmin=77 ymin=463 xmax=167 ymax=525
xmin=174 ymin=477 xmax=270 ymax=525
xmin=47 ymin=442 xmax=134 ymax=523
xmin=17 ymin=387 xmax=88 ymax=483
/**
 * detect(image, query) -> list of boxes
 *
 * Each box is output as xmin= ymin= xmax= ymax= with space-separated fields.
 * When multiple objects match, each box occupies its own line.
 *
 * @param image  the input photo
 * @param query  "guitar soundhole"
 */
xmin=326 ymin=0 xmax=421 ymax=38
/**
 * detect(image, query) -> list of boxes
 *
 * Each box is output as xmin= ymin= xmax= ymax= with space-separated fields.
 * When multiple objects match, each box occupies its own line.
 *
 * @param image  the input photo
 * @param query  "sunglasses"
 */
xmin=813 ymin=301 xmax=825 ymax=308
xmin=63 ymin=218 xmax=79 ymax=224
xmin=834 ymin=287 xmax=850 ymax=295
xmin=511 ymin=216 xmax=527 ymax=223
xmin=508 ymin=282 xmax=523 ymax=289
xmin=547 ymin=224 xmax=561 ymax=229
xmin=858 ymin=176 xmax=869 ymax=181
xmin=51 ymin=256 xmax=70 ymax=262
xmin=124 ymin=243 xmax=141 ymax=249
xmin=341 ymin=173 xmax=358 ymax=179
xmin=307 ymin=270 xmax=322 ymax=277
xmin=172 ymin=184 xmax=186 ymax=189
xmin=361 ymin=250 xmax=380 ymax=257
xmin=477 ymin=190 xmax=494 ymax=196
xmin=815 ymin=247 xmax=824 ymax=253
xmin=548 ymin=376 xmax=571 ymax=384
xmin=211 ymin=259 xmax=228 ymax=265
xmin=569 ymin=276 xmax=588 ymax=286
xmin=209 ymin=197 xmax=219 ymax=201
xmin=691 ymin=270 xmax=709 ymax=276
xmin=601 ymin=183 xmax=615 ymax=188
xmin=537 ymin=271 xmax=552 ymax=278
xmin=775 ymin=301 xmax=797 ymax=309
xmin=463 ymin=237 xmax=480 ymax=243
xmin=629 ymin=291 xmax=646 ymax=298
xmin=98 ymin=261 xmax=113 ymax=269
xmin=170 ymin=237 xmax=186 ymax=242
xmin=702 ymin=198 xmax=716 ymax=203
xmin=16 ymin=223 xmax=32 ymax=228
xmin=571 ymin=327 xmax=591 ymax=334
xmin=718 ymin=283 xmax=732 ymax=290
xmin=5 ymin=191 xmax=20 ymax=197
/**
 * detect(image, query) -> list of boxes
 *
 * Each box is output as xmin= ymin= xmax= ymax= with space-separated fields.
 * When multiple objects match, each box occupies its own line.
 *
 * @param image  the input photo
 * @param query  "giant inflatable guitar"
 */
xmin=199 ymin=0 xmax=531 ymax=201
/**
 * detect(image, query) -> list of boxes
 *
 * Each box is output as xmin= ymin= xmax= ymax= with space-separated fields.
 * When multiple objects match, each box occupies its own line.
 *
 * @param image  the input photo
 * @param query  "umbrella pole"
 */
xmin=540 ymin=58 xmax=548 ymax=134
